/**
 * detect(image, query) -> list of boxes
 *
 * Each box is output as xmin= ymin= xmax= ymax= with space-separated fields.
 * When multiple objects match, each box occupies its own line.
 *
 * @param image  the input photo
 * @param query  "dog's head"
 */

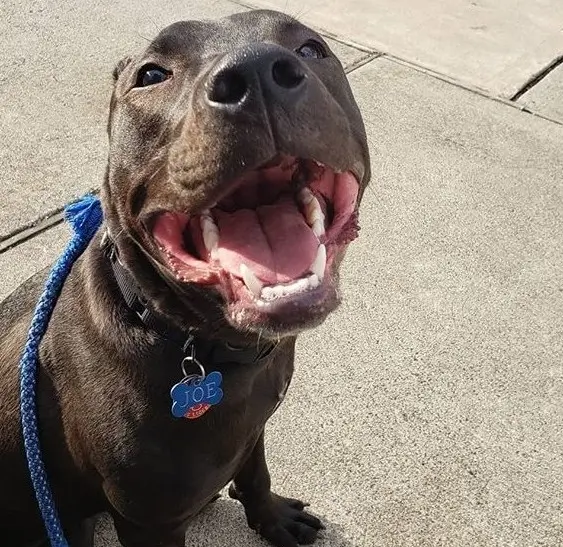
xmin=103 ymin=10 xmax=370 ymax=339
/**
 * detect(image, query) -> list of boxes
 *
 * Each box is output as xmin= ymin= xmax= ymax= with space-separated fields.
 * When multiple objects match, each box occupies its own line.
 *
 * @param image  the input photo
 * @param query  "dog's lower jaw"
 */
xmin=111 ymin=233 xmax=337 ymax=342
xmin=228 ymin=435 xmax=324 ymax=546
xmin=227 ymin=299 xmax=337 ymax=339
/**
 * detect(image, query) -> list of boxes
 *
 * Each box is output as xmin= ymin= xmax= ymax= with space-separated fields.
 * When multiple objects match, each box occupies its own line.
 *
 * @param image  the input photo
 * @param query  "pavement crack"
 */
xmin=0 ymin=210 xmax=66 ymax=254
xmin=345 ymin=53 xmax=382 ymax=74
xmin=510 ymin=54 xmax=563 ymax=102
xmin=0 ymin=189 xmax=100 ymax=254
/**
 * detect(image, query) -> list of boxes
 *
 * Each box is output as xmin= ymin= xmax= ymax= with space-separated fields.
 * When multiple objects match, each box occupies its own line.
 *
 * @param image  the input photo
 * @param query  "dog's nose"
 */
xmin=206 ymin=44 xmax=306 ymax=107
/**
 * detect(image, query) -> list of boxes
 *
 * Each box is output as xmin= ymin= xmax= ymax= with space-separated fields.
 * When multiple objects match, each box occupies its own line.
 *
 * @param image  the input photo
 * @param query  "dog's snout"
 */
xmin=206 ymin=44 xmax=307 ymax=107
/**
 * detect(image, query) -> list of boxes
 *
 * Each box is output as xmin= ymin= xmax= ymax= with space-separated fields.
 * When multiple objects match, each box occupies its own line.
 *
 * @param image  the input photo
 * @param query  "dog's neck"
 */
xmin=101 ymin=233 xmax=277 ymax=367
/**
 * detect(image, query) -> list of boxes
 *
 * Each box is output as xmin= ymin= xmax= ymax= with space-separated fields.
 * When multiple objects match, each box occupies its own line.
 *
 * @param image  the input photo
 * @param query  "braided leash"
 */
xmin=19 ymin=195 xmax=103 ymax=547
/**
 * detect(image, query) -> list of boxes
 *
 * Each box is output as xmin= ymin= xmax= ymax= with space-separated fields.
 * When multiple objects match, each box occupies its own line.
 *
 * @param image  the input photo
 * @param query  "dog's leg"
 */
xmin=229 ymin=433 xmax=324 ymax=547
xmin=110 ymin=512 xmax=186 ymax=547
xmin=67 ymin=516 xmax=97 ymax=547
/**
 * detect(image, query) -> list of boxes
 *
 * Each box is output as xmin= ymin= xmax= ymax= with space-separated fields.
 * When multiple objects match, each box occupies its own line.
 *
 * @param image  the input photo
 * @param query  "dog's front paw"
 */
xmin=229 ymin=485 xmax=324 ymax=546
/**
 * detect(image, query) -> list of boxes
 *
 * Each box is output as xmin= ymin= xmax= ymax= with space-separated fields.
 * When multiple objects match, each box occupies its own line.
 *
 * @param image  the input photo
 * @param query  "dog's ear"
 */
xmin=112 ymin=56 xmax=132 ymax=82
xmin=108 ymin=56 xmax=132 ymax=134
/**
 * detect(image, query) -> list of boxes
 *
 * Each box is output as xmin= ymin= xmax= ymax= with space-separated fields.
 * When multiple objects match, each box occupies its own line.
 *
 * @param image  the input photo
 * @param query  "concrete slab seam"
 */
xmin=0 ymin=189 xmax=99 ymax=255
xmin=345 ymin=53 xmax=382 ymax=74
xmin=383 ymin=54 xmax=563 ymax=128
xmin=0 ymin=213 xmax=65 ymax=255
xmin=226 ymin=0 xmax=379 ymax=54
xmin=510 ymin=54 xmax=563 ymax=101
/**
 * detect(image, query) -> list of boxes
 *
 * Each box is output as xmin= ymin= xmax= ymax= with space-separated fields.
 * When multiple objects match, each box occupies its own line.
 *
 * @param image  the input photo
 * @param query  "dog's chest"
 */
xmin=109 ymin=357 xmax=292 ymax=514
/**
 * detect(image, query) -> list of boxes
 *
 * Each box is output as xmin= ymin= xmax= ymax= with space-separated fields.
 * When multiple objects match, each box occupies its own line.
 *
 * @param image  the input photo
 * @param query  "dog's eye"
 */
xmin=295 ymin=40 xmax=327 ymax=59
xmin=136 ymin=64 xmax=171 ymax=87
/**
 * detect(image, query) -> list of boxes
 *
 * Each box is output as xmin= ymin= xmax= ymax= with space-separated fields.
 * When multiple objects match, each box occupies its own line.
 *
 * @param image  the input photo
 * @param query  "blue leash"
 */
xmin=19 ymin=195 xmax=103 ymax=547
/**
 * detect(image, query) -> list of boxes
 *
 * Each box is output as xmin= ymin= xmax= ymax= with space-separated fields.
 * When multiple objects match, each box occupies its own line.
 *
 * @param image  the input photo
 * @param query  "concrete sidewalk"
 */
xmin=1 ymin=1 xmax=562 ymax=546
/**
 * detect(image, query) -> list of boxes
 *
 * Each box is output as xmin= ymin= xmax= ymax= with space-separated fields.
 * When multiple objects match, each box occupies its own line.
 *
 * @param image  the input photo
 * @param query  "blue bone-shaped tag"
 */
xmin=170 ymin=371 xmax=224 ymax=418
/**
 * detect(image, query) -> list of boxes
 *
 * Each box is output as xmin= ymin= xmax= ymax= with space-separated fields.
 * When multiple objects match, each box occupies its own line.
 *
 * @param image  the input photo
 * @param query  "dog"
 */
xmin=0 ymin=10 xmax=370 ymax=547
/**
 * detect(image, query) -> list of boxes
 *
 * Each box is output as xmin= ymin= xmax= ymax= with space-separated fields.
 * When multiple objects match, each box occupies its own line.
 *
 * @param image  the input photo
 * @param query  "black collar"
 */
xmin=102 ymin=235 xmax=276 ymax=366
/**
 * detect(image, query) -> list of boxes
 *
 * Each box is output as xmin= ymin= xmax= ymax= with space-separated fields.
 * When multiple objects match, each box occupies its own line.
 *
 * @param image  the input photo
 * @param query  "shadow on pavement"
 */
xmin=94 ymin=496 xmax=356 ymax=547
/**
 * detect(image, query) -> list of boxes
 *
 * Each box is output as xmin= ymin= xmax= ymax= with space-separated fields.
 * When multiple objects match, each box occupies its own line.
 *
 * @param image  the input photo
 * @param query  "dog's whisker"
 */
xmin=142 ymin=11 xmax=162 ymax=33
xmin=109 ymin=227 xmax=125 ymax=243
xmin=110 ymin=228 xmax=147 ymax=262
xmin=135 ymin=31 xmax=153 ymax=44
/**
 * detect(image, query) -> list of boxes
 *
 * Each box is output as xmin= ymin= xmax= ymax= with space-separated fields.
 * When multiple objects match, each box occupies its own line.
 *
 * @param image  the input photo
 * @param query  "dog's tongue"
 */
xmin=214 ymin=195 xmax=318 ymax=284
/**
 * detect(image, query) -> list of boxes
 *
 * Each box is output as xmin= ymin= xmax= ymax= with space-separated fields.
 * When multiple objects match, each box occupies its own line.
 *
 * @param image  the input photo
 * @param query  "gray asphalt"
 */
xmin=1 ymin=1 xmax=562 ymax=546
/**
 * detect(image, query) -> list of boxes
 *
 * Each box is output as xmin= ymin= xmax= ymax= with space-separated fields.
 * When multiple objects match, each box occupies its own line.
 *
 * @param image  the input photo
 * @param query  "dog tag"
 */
xmin=170 ymin=371 xmax=224 ymax=419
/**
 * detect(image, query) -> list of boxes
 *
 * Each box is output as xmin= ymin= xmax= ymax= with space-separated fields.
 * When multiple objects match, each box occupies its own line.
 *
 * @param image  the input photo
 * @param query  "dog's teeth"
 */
xmin=271 ymin=285 xmax=285 ymax=298
xmin=303 ymin=194 xmax=325 ymax=230
xmin=312 ymin=219 xmax=325 ymax=238
xmin=298 ymin=187 xmax=315 ymax=205
xmin=260 ymin=274 xmax=322 ymax=302
xmin=297 ymin=188 xmax=326 ymax=234
xmin=202 ymin=227 xmax=218 ymax=253
xmin=308 ymin=274 xmax=320 ymax=288
xmin=261 ymin=286 xmax=274 ymax=300
xmin=200 ymin=214 xmax=219 ymax=254
xmin=310 ymin=244 xmax=326 ymax=281
xmin=292 ymin=278 xmax=310 ymax=293
xmin=306 ymin=197 xmax=324 ymax=224
xmin=240 ymin=264 xmax=263 ymax=297
xmin=261 ymin=285 xmax=285 ymax=300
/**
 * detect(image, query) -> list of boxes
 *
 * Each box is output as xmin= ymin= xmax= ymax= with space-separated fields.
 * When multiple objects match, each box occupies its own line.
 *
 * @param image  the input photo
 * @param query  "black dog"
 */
xmin=0 ymin=10 xmax=370 ymax=547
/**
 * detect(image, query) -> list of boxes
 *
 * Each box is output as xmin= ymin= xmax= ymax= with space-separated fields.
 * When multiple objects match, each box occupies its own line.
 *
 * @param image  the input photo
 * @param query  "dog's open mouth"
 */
xmin=152 ymin=155 xmax=359 ymax=317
